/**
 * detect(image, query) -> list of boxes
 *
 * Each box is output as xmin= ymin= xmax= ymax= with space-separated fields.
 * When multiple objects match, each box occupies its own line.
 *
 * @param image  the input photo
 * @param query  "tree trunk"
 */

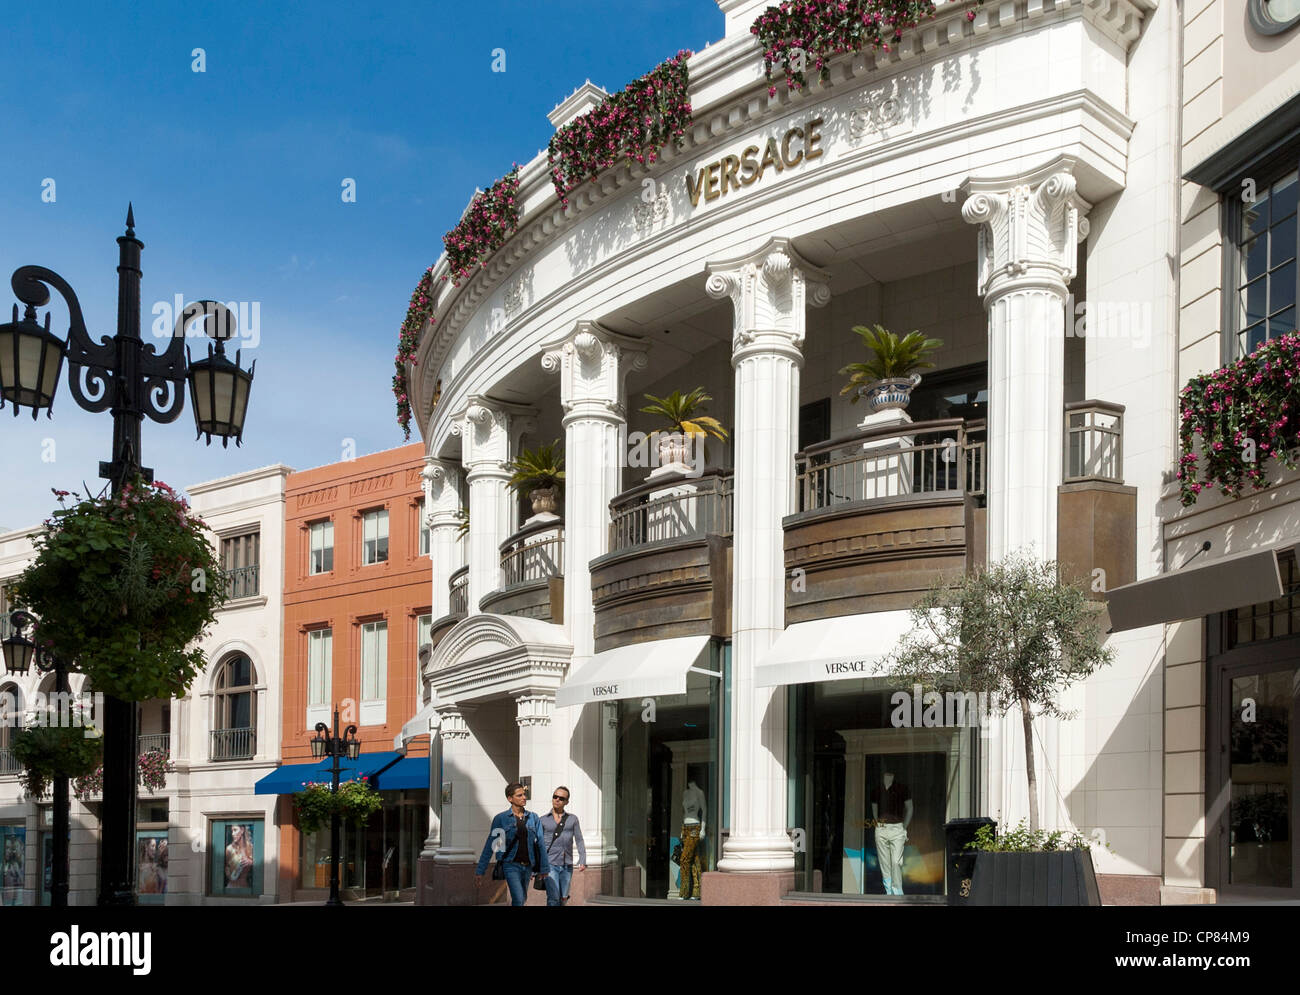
xmin=1020 ymin=695 xmax=1039 ymax=832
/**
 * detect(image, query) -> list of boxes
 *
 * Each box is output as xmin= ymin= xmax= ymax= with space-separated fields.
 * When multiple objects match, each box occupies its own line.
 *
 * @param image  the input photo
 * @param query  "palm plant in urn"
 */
xmin=839 ymin=325 xmax=943 ymax=413
xmin=506 ymin=441 xmax=565 ymax=517
xmin=639 ymin=388 xmax=729 ymax=472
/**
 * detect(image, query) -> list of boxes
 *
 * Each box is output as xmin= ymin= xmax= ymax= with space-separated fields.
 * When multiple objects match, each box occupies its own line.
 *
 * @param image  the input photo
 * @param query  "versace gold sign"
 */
xmin=686 ymin=117 xmax=824 ymax=207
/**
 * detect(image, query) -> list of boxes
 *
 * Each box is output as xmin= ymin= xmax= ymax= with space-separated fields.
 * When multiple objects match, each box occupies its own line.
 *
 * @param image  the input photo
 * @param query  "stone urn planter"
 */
xmin=656 ymin=431 xmax=691 ymax=468
xmin=860 ymin=373 xmax=922 ymax=414
xmin=967 ymin=849 xmax=1102 ymax=906
xmin=529 ymin=485 xmax=559 ymax=517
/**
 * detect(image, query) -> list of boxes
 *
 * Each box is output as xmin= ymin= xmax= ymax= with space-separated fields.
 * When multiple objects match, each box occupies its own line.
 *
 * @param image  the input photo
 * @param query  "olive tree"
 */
xmin=880 ymin=550 xmax=1113 ymax=831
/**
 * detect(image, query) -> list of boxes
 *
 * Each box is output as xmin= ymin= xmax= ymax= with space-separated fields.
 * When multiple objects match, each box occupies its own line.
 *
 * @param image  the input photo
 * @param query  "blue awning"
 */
xmin=371 ymin=757 xmax=430 ymax=791
xmin=253 ymin=751 xmax=403 ymax=795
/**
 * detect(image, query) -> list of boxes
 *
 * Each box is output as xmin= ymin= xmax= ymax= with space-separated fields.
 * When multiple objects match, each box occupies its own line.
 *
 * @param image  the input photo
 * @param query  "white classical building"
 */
xmin=0 ymin=465 xmax=289 ymax=905
xmin=402 ymin=0 xmax=1180 ymax=905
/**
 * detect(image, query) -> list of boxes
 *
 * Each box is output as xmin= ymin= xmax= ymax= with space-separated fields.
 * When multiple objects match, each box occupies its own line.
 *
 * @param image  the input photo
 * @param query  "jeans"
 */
xmin=545 ymin=865 xmax=572 ymax=906
xmin=502 ymin=861 xmax=532 ymax=906
xmin=874 ymin=823 xmax=908 ymax=896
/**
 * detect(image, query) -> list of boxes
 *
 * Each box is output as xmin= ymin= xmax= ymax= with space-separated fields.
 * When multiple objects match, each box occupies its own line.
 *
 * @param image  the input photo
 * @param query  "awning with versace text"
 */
xmin=754 ymin=610 xmax=917 ymax=688
xmin=554 ymin=635 xmax=715 ymax=708
xmin=1105 ymin=541 xmax=1299 ymax=633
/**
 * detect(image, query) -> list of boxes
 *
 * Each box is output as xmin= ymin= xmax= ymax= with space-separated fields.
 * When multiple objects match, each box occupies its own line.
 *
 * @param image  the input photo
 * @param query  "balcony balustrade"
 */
xmin=608 ymin=469 xmax=733 ymax=552
xmin=209 ymin=726 xmax=255 ymax=761
xmin=0 ymin=748 xmax=18 ymax=775
xmin=448 ymin=566 xmax=469 ymax=617
xmin=480 ymin=521 xmax=565 ymax=621
xmin=138 ymin=733 xmax=170 ymax=756
xmin=222 ymin=564 xmax=260 ymax=601
xmin=1064 ymin=401 xmax=1124 ymax=484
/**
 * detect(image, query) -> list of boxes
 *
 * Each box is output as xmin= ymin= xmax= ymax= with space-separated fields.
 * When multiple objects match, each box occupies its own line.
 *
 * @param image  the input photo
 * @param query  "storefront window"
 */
xmin=209 ymin=819 xmax=264 ymax=897
xmin=301 ymin=822 xmax=365 ymax=892
xmin=1 ymin=824 xmax=26 ymax=906
xmin=298 ymin=791 xmax=428 ymax=896
xmin=603 ymin=645 xmax=723 ymax=900
xmin=789 ymin=679 xmax=979 ymax=896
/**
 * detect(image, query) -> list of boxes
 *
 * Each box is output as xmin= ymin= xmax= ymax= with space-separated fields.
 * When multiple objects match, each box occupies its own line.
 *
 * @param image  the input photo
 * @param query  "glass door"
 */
xmin=1214 ymin=654 xmax=1299 ymax=897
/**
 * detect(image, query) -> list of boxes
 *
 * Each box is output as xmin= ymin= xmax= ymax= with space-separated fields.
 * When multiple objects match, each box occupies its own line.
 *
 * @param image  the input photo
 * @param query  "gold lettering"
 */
xmin=781 ymin=126 xmax=805 ymax=168
xmin=739 ymin=145 xmax=760 ymax=185
xmin=759 ymin=137 xmax=783 ymax=179
xmin=686 ymin=167 xmax=707 ymax=207
xmin=704 ymin=162 xmax=721 ymax=201
xmin=805 ymin=117 xmax=824 ymax=160
xmin=720 ymin=155 xmax=742 ymax=194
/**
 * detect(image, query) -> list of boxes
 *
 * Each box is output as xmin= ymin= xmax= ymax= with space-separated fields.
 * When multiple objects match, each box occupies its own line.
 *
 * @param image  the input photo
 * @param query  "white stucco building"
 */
xmin=403 ymin=0 xmax=1185 ymax=904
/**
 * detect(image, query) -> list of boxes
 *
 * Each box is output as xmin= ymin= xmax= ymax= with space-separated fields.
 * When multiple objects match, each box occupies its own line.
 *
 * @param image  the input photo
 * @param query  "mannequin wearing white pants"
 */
xmin=871 ymin=772 xmax=912 ymax=896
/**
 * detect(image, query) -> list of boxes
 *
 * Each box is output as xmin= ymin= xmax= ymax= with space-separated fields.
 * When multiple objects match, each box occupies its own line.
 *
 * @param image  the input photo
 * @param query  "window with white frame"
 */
xmin=361 ymin=620 xmax=388 ymax=702
xmin=362 ymin=509 xmax=389 ymax=566
xmin=309 ymin=520 xmax=334 ymax=575
xmin=1229 ymin=167 xmax=1298 ymax=358
xmin=307 ymin=628 xmax=332 ymax=708
xmin=417 ymin=613 xmax=433 ymax=660
xmin=418 ymin=499 xmax=430 ymax=556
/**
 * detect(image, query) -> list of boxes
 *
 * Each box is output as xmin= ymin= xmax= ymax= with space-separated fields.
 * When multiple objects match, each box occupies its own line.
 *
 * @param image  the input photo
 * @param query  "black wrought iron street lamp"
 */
xmin=2 ymin=609 xmax=81 ymax=909
xmin=311 ymin=707 xmax=361 ymax=907
xmin=0 ymin=207 xmax=255 ymax=905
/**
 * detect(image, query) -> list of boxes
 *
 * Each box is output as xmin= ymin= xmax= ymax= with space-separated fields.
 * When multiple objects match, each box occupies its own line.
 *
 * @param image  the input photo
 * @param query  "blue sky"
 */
xmin=0 ymin=0 xmax=722 ymax=529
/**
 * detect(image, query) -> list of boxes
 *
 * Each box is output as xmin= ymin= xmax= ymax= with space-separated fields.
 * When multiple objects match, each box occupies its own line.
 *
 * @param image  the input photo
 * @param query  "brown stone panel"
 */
xmin=783 ymin=494 xmax=972 ymax=623
xmin=479 ymin=578 xmax=555 ymax=620
xmin=1057 ymin=482 xmax=1137 ymax=597
xmin=590 ymin=535 xmax=731 ymax=652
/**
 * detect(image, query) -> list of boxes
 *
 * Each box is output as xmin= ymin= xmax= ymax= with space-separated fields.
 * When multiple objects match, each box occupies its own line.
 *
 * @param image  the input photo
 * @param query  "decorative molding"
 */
xmin=540 ymin=320 xmax=648 ymax=418
xmin=348 ymin=473 xmax=395 ymax=498
xmin=515 ymin=692 xmax=554 ymax=728
xmin=437 ymin=706 xmax=471 ymax=740
xmin=848 ymin=76 xmax=913 ymax=146
xmin=295 ymin=485 xmax=339 ymax=509
xmin=705 ymin=236 xmax=831 ymax=355
xmin=632 ymin=183 xmax=672 ymax=235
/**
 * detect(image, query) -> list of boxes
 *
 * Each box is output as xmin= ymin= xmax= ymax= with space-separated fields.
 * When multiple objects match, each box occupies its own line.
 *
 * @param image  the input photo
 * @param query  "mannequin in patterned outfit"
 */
xmin=679 ymin=780 xmax=706 ymax=900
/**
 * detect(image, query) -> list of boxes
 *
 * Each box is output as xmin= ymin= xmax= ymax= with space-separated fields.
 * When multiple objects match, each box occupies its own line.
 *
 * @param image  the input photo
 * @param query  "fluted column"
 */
xmin=423 ymin=458 xmax=463 ymax=620
xmin=706 ymin=237 xmax=830 ymax=874
xmin=541 ymin=320 xmax=647 ymax=868
xmin=452 ymin=397 xmax=534 ymax=613
xmin=431 ymin=705 xmax=476 ymax=861
xmin=962 ymin=161 xmax=1090 ymax=561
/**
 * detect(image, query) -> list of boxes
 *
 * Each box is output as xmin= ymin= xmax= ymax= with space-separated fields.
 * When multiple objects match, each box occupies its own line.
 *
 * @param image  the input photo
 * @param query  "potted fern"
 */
xmin=639 ymin=388 xmax=729 ymax=471
xmin=506 ymin=441 xmax=565 ymax=517
xmin=839 ymin=325 xmax=942 ymax=413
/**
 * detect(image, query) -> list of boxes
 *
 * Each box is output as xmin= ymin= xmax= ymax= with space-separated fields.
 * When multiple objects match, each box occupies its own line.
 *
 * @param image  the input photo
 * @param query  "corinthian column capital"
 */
xmin=706 ymin=237 xmax=831 ymax=360
xmin=424 ymin=458 xmax=463 ymax=526
xmin=961 ymin=157 xmax=1091 ymax=302
xmin=452 ymin=396 xmax=536 ymax=474
xmin=540 ymin=320 xmax=648 ymax=421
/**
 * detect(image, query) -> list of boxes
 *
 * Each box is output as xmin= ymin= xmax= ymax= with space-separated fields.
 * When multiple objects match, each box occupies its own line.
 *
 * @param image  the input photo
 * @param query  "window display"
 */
xmin=136 ymin=832 xmax=169 ymax=903
xmin=1 ymin=825 xmax=24 ymax=906
xmin=209 ymin=819 xmax=263 ymax=897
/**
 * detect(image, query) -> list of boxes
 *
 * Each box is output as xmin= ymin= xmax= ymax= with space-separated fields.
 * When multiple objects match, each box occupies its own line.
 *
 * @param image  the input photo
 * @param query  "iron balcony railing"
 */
xmin=608 ymin=469 xmax=734 ymax=553
xmin=1064 ymin=400 xmax=1125 ymax=484
xmin=500 ymin=520 xmax=564 ymax=588
xmin=448 ymin=565 xmax=469 ymax=616
xmin=223 ymin=564 xmax=260 ymax=601
xmin=138 ymin=733 xmax=170 ymax=756
xmin=795 ymin=418 xmax=986 ymax=512
xmin=0 ymin=748 xmax=18 ymax=775
xmin=209 ymin=726 xmax=255 ymax=761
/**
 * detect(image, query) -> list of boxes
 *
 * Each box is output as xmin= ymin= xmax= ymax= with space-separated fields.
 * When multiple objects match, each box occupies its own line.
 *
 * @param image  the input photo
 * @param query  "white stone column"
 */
xmin=453 ymin=397 xmax=534 ymax=614
xmin=962 ymin=162 xmax=1090 ymax=562
xmin=431 ymin=705 xmax=476 ymax=862
xmin=706 ymin=237 xmax=830 ymax=875
xmin=422 ymin=458 xmax=463 ymax=620
xmin=541 ymin=321 xmax=647 ymax=872
xmin=515 ymin=692 xmax=562 ymax=816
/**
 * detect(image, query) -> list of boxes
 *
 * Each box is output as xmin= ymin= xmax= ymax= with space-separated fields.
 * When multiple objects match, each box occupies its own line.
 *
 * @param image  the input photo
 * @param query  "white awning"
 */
xmin=1106 ymin=542 xmax=1297 ymax=633
xmin=755 ymin=610 xmax=917 ymax=688
xmin=393 ymin=700 xmax=440 ymax=749
xmin=555 ymin=635 xmax=715 ymax=708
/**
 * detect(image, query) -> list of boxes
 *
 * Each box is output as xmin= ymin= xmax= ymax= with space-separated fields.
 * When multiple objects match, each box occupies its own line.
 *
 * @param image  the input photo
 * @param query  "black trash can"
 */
xmin=944 ymin=817 xmax=995 ymax=906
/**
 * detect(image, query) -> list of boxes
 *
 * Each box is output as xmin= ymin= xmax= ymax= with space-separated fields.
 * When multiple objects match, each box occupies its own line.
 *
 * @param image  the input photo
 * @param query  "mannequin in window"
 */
xmin=679 ymin=780 xmax=706 ymax=900
xmin=870 ymin=770 xmax=912 ymax=896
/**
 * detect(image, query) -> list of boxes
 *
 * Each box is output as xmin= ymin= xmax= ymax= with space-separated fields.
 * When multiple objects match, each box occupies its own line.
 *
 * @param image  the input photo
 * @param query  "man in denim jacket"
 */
xmin=474 ymin=782 xmax=550 ymax=906
xmin=539 ymin=785 xmax=587 ymax=906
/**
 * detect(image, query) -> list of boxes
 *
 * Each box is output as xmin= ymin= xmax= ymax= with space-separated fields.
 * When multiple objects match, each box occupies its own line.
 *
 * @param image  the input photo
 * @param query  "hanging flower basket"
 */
xmin=8 ymin=481 xmax=225 ymax=701
xmin=293 ymin=777 xmax=383 ymax=835
xmin=72 ymin=748 xmax=175 ymax=800
xmin=10 ymin=700 xmax=103 ymax=799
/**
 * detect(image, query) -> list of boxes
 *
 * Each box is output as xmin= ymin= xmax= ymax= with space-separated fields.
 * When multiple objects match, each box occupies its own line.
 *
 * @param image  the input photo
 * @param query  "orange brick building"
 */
xmin=275 ymin=443 xmax=432 ymax=900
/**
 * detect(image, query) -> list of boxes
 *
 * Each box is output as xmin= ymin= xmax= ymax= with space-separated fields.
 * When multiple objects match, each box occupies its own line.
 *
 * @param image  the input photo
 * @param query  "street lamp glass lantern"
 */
xmin=186 ymin=341 xmax=254 ymax=448
xmin=345 ymin=733 xmax=361 ymax=760
xmin=310 ymin=727 xmax=328 ymax=759
xmin=1 ymin=632 xmax=35 ymax=677
xmin=0 ymin=306 xmax=66 ymax=418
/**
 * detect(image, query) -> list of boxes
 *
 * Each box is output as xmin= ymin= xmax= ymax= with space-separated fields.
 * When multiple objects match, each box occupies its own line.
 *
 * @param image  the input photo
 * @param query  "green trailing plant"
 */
xmin=838 ymin=324 xmax=942 ymax=401
xmin=9 ymin=481 xmax=225 ymax=701
xmin=293 ymin=777 xmax=384 ymax=835
xmin=639 ymin=388 xmax=729 ymax=441
xmin=394 ymin=267 xmax=437 ymax=440
xmin=880 ymin=550 xmax=1113 ymax=831
xmin=963 ymin=820 xmax=1106 ymax=853
xmin=505 ymin=441 xmax=566 ymax=495
xmin=455 ymin=505 xmax=469 ymax=539
xmin=1177 ymin=331 xmax=1300 ymax=505
xmin=11 ymin=702 xmax=102 ymax=799
xmin=443 ymin=167 xmax=521 ymax=284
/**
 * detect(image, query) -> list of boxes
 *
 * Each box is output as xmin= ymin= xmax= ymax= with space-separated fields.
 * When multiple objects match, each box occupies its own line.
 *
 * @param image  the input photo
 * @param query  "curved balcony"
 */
xmin=447 ymin=565 xmax=469 ymax=617
xmin=786 ymin=418 xmax=985 ymax=623
xmin=1059 ymin=400 xmax=1135 ymax=596
xmin=479 ymin=520 xmax=565 ymax=622
xmin=592 ymin=470 xmax=733 ymax=652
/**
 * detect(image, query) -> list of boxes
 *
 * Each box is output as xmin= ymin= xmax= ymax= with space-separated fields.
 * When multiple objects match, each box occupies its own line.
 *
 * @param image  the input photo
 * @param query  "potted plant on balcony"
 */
xmin=962 ymin=820 xmax=1105 ymax=907
xmin=639 ymin=388 xmax=729 ymax=474
xmin=506 ymin=441 xmax=565 ymax=517
xmin=880 ymin=551 xmax=1114 ymax=904
xmin=838 ymin=325 xmax=942 ymax=413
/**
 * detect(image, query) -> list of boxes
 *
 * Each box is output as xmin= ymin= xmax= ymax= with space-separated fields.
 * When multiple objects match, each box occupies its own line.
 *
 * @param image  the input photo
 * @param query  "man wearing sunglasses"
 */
xmin=539 ymin=786 xmax=587 ymax=906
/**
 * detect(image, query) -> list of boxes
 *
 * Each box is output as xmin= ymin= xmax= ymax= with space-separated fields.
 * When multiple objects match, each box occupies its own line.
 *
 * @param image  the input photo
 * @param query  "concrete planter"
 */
xmin=968 ymin=849 xmax=1102 ymax=906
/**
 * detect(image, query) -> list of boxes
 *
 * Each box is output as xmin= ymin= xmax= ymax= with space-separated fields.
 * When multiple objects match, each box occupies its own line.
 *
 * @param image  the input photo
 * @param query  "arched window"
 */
xmin=211 ymin=654 xmax=257 ymax=761
xmin=0 ymin=683 xmax=21 ymax=773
